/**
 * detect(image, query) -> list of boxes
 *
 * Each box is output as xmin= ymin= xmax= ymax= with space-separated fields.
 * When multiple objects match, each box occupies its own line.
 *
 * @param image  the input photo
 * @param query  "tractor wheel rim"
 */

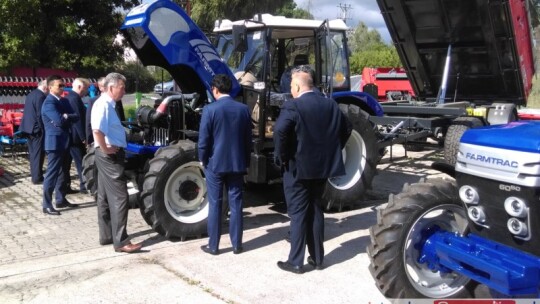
xmin=403 ymin=204 xmax=470 ymax=298
xmin=328 ymin=129 xmax=365 ymax=190
xmin=164 ymin=161 xmax=208 ymax=224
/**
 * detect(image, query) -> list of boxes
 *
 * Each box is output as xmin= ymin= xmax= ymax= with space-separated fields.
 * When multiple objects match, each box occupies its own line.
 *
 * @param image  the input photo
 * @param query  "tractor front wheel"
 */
xmin=141 ymin=141 xmax=208 ymax=240
xmin=367 ymin=178 xmax=476 ymax=298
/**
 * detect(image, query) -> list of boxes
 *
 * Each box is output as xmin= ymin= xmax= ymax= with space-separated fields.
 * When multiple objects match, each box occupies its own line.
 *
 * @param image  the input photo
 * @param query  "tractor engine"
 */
xmin=126 ymin=93 xmax=202 ymax=146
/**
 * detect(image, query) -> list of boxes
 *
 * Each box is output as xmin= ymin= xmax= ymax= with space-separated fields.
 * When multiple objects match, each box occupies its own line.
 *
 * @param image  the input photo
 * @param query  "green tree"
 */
xmin=276 ymin=2 xmax=313 ymax=19
xmin=117 ymin=61 xmax=156 ymax=93
xmin=0 ymin=0 xmax=139 ymax=75
xmin=348 ymin=21 xmax=384 ymax=54
xmin=190 ymin=0 xmax=296 ymax=32
xmin=349 ymin=44 xmax=402 ymax=74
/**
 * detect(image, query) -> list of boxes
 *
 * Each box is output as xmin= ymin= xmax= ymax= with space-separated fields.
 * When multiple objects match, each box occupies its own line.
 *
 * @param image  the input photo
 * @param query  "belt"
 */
xmin=98 ymin=146 xmax=124 ymax=152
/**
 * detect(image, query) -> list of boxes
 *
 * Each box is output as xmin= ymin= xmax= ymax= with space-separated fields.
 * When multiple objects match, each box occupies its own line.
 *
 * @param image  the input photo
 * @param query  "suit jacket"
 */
xmin=41 ymin=94 xmax=78 ymax=151
xmin=85 ymin=96 xmax=98 ymax=144
xmin=65 ymin=90 xmax=86 ymax=145
xmin=198 ymin=96 xmax=252 ymax=174
xmin=20 ymin=88 xmax=47 ymax=136
xmin=273 ymin=91 xmax=352 ymax=180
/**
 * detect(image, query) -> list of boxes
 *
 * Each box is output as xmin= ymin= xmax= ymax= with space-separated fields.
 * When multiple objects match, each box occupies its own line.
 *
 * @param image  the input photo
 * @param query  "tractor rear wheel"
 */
xmin=367 ymin=178 xmax=476 ymax=298
xmin=82 ymin=146 xmax=97 ymax=196
xmin=443 ymin=117 xmax=484 ymax=166
xmin=323 ymin=104 xmax=378 ymax=211
xmin=141 ymin=141 xmax=208 ymax=240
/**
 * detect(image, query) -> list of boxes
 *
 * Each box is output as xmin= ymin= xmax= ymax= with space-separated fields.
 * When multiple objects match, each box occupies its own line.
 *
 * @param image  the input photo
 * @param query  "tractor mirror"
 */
xmin=233 ymin=25 xmax=248 ymax=52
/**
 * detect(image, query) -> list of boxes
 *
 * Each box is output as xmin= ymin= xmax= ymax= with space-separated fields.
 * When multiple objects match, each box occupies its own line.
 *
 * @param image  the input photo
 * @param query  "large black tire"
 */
xmin=323 ymin=104 xmax=378 ymax=211
xmin=443 ymin=117 xmax=483 ymax=166
xmin=141 ymin=140 xmax=208 ymax=240
xmin=367 ymin=178 xmax=476 ymax=298
xmin=82 ymin=146 xmax=97 ymax=196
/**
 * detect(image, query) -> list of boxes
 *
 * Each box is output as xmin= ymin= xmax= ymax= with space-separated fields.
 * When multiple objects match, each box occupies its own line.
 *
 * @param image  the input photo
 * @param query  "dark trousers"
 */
xmin=283 ymin=171 xmax=326 ymax=267
xmin=205 ymin=168 xmax=244 ymax=251
xmin=94 ymin=148 xmax=129 ymax=248
xmin=66 ymin=142 xmax=86 ymax=191
xmin=42 ymin=148 xmax=68 ymax=209
xmin=27 ymin=134 xmax=45 ymax=184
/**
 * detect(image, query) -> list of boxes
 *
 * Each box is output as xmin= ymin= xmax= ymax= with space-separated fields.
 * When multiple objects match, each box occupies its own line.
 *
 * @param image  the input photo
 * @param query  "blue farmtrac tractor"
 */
xmin=368 ymin=122 xmax=540 ymax=299
xmin=82 ymin=0 xmax=385 ymax=240
xmin=367 ymin=0 xmax=540 ymax=299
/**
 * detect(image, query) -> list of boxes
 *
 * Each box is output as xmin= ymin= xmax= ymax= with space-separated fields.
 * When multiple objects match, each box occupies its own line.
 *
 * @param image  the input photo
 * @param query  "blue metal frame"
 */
xmin=121 ymin=0 xmax=240 ymax=97
xmin=125 ymin=142 xmax=161 ymax=157
xmin=419 ymin=229 xmax=540 ymax=296
xmin=461 ymin=121 xmax=540 ymax=154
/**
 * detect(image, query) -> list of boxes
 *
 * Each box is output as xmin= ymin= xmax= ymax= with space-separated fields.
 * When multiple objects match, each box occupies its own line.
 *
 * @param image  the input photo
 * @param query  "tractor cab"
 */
xmin=213 ymin=14 xmax=351 ymax=96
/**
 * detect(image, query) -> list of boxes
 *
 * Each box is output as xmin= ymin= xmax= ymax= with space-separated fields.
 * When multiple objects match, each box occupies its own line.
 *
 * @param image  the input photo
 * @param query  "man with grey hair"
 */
xmin=20 ymin=79 xmax=49 ymax=184
xmin=91 ymin=72 xmax=142 ymax=253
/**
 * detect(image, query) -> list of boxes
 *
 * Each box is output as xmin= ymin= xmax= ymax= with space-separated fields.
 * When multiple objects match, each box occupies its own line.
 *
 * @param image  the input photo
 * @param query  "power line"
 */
xmin=337 ymin=3 xmax=353 ymax=24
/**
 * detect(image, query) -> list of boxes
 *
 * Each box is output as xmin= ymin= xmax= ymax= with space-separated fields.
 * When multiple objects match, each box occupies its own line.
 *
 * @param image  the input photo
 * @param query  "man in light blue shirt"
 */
xmin=91 ymin=72 xmax=141 ymax=254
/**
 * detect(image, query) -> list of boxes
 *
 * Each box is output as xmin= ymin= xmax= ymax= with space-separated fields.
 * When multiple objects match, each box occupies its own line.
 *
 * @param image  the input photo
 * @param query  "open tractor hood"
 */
xmin=377 ymin=0 xmax=534 ymax=105
xmin=121 ymin=0 xmax=240 ymax=97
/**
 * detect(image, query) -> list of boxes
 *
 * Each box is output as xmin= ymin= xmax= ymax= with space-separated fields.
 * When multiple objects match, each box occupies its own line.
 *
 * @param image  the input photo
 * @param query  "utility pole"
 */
xmin=337 ymin=3 xmax=352 ymax=24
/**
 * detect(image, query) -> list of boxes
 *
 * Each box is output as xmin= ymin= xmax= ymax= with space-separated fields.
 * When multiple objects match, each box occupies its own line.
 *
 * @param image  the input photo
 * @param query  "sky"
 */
xmin=294 ymin=0 xmax=391 ymax=42
xmin=141 ymin=0 xmax=391 ymax=42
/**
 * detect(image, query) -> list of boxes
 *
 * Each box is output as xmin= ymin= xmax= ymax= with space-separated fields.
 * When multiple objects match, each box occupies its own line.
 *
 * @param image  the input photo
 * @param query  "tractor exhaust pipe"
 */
xmin=436 ymin=44 xmax=452 ymax=104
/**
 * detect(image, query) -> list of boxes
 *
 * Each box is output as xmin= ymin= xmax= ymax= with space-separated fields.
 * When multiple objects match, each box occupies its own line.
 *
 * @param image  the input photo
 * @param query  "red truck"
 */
xmin=360 ymin=67 xmax=415 ymax=101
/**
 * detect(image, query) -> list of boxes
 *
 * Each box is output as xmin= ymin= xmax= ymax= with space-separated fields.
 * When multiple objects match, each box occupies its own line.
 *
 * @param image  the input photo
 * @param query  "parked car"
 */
xmin=153 ymin=80 xmax=175 ymax=94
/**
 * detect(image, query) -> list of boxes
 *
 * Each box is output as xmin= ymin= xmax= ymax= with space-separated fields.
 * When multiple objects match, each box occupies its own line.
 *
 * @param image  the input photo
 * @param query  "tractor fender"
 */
xmin=332 ymin=91 xmax=384 ymax=117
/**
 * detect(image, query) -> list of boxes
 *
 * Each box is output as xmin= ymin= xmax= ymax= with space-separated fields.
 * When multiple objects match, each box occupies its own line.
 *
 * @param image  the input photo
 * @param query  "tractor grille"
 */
xmin=152 ymin=127 xmax=169 ymax=145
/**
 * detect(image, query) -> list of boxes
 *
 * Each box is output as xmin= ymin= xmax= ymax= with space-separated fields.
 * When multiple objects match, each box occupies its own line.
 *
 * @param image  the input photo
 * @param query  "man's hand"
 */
xmin=281 ymin=161 xmax=289 ymax=173
xmin=102 ymin=146 xmax=120 ymax=155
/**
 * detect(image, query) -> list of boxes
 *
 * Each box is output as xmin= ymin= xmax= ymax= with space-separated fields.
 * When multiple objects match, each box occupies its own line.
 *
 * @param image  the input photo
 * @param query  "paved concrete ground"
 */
xmin=0 ymin=146 xmax=445 ymax=303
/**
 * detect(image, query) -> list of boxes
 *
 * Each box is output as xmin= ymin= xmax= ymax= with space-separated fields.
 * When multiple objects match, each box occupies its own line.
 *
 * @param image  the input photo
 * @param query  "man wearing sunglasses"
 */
xmin=41 ymin=75 xmax=79 ymax=215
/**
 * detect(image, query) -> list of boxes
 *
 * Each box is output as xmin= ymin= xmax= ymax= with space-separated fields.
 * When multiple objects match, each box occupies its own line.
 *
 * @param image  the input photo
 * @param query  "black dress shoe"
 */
xmin=56 ymin=201 xmax=79 ymax=208
xmin=66 ymin=188 xmax=78 ymax=194
xmin=201 ymin=245 xmax=219 ymax=256
xmin=307 ymin=256 xmax=324 ymax=270
xmin=277 ymin=261 xmax=304 ymax=274
xmin=233 ymin=247 xmax=243 ymax=254
xmin=43 ymin=208 xmax=61 ymax=215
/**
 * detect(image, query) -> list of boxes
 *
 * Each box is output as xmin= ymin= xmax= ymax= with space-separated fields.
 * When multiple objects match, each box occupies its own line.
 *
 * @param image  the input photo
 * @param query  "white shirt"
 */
xmin=90 ymin=95 xmax=127 ymax=148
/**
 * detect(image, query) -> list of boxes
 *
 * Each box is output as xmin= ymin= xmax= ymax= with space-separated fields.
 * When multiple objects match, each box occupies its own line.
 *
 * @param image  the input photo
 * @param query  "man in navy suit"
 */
xmin=20 ymin=80 xmax=48 ymax=184
xmin=198 ymin=74 xmax=252 ymax=255
xmin=274 ymin=66 xmax=351 ymax=273
xmin=41 ymin=75 xmax=80 ymax=215
xmin=85 ymin=77 xmax=105 ymax=145
xmin=64 ymin=78 xmax=89 ymax=193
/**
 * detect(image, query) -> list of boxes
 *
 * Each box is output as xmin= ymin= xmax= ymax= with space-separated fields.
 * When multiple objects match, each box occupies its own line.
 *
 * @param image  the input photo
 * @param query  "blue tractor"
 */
xmin=368 ymin=0 xmax=540 ymax=298
xmin=83 ymin=0 xmax=385 ymax=240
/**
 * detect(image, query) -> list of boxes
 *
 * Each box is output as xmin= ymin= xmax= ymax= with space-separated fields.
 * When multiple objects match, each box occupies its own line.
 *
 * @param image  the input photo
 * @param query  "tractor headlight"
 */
xmin=504 ymin=197 xmax=528 ymax=218
xmin=468 ymin=206 xmax=486 ymax=224
xmin=507 ymin=218 xmax=528 ymax=237
xmin=459 ymin=185 xmax=479 ymax=204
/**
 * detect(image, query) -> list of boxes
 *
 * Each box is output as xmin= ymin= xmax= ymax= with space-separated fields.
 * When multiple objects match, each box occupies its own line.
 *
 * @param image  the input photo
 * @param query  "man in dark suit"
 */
xmin=20 ymin=79 xmax=48 ymax=184
xmin=85 ymin=77 xmax=105 ymax=145
xmin=64 ymin=78 xmax=89 ymax=193
xmin=198 ymin=74 xmax=252 ymax=255
xmin=41 ymin=75 xmax=80 ymax=215
xmin=273 ymin=66 xmax=351 ymax=273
